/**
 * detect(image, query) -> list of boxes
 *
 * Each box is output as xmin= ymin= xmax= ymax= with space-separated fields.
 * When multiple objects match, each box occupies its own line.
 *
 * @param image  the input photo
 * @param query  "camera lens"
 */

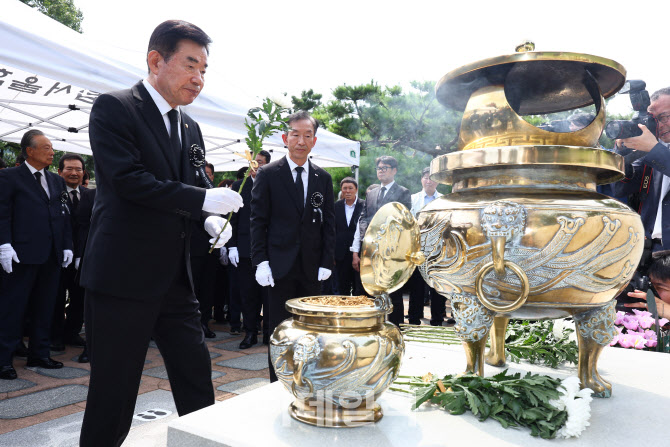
xmin=605 ymin=120 xmax=642 ymax=139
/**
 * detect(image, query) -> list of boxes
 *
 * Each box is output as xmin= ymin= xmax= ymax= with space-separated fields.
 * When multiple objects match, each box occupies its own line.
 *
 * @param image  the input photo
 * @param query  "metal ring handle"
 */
xmin=291 ymin=360 xmax=314 ymax=397
xmin=475 ymin=260 xmax=530 ymax=313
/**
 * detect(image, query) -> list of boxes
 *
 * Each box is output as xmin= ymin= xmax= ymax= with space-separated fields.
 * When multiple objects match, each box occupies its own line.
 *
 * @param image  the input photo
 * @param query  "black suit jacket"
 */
xmin=334 ymin=198 xmax=363 ymax=261
xmin=358 ymin=182 xmax=412 ymax=244
xmin=229 ymin=177 xmax=253 ymax=259
xmin=0 ymin=164 xmax=73 ymax=264
xmin=67 ymin=187 xmax=96 ymax=259
xmin=80 ymin=81 xmax=208 ymax=300
xmin=250 ymin=156 xmax=335 ymax=281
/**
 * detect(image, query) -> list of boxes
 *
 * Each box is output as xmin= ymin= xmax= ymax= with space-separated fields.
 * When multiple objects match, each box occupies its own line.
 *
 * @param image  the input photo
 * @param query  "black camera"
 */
xmin=605 ymin=80 xmax=658 ymax=139
xmin=615 ymin=271 xmax=657 ymax=312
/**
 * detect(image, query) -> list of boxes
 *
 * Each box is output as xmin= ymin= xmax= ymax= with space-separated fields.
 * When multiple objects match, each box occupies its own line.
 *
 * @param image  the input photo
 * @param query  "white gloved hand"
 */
xmin=204 ymin=215 xmax=232 ymax=248
xmin=0 ymin=243 xmax=20 ymax=274
xmin=318 ymin=267 xmax=332 ymax=281
xmin=219 ymin=247 xmax=229 ymax=266
xmin=62 ymin=249 xmax=73 ymax=268
xmin=74 ymin=257 xmax=81 ymax=270
xmin=202 ymin=188 xmax=244 ymax=214
xmin=255 ymin=261 xmax=275 ymax=287
xmin=228 ymin=247 xmax=239 ymax=267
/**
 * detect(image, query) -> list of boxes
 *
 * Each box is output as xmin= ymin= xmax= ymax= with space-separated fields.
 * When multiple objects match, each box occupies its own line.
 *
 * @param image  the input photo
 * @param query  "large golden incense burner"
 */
xmin=370 ymin=45 xmax=643 ymax=398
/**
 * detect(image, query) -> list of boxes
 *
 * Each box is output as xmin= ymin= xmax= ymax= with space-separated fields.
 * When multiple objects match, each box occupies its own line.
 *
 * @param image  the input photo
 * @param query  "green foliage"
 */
xmin=402 ymin=370 xmax=568 ymax=439
xmin=291 ymin=89 xmax=322 ymax=112
xmin=504 ymin=320 xmax=578 ymax=369
xmin=20 ymin=0 xmax=84 ymax=33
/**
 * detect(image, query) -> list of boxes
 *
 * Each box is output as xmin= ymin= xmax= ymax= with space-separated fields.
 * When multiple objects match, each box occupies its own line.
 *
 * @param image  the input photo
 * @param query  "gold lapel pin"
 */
xmin=185 ymin=123 xmax=189 ymax=129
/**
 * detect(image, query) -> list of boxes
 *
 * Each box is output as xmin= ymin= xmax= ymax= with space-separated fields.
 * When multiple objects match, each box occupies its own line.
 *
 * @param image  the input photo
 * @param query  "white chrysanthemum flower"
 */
xmin=553 ymin=319 xmax=577 ymax=342
xmin=550 ymin=376 xmax=593 ymax=438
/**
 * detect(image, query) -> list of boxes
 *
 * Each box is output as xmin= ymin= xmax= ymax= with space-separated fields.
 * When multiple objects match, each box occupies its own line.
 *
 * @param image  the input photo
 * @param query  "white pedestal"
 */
xmin=168 ymin=343 xmax=670 ymax=446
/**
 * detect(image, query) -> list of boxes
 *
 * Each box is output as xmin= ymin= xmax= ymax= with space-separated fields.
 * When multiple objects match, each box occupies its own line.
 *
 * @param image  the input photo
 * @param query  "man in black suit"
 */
xmin=229 ymin=150 xmax=271 ymax=349
xmin=250 ymin=111 xmax=336 ymax=382
xmin=78 ymin=21 xmax=243 ymax=446
xmin=0 ymin=129 xmax=73 ymax=380
xmin=51 ymin=153 xmax=96 ymax=359
xmin=334 ymin=177 xmax=364 ymax=296
xmin=355 ymin=155 xmax=412 ymax=325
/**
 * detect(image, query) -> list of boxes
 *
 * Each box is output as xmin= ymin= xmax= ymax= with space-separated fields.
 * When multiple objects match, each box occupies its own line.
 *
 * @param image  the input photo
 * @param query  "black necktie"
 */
xmin=167 ymin=109 xmax=182 ymax=160
xmin=379 ymin=186 xmax=387 ymax=203
xmin=34 ymin=171 xmax=47 ymax=197
xmin=71 ymin=190 xmax=79 ymax=212
xmin=295 ymin=166 xmax=305 ymax=214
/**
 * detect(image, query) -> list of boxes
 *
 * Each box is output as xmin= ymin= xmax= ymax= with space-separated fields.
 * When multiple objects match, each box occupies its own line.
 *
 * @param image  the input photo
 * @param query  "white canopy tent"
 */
xmin=0 ymin=0 xmax=360 ymax=171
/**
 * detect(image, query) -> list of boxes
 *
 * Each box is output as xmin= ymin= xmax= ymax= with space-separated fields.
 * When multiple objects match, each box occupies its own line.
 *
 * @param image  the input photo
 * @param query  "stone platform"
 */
xmin=168 ymin=342 xmax=670 ymax=446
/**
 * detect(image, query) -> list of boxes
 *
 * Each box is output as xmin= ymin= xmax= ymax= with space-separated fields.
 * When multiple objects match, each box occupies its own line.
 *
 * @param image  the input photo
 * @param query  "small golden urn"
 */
xmin=271 ymin=203 xmax=423 ymax=426
xmin=414 ymin=45 xmax=644 ymax=397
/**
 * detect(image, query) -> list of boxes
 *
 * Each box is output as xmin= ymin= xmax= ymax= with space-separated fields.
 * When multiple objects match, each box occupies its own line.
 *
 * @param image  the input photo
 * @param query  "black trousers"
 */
xmin=336 ymin=252 xmax=357 ymax=296
xmin=79 ymin=265 xmax=214 ymax=447
xmin=51 ymin=264 xmax=85 ymax=343
xmin=190 ymin=252 xmax=218 ymax=326
xmin=0 ymin=249 xmax=60 ymax=365
xmin=408 ymin=269 xmax=446 ymax=325
xmin=238 ymin=257 xmax=267 ymax=335
xmin=267 ymin=259 xmax=321 ymax=382
xmin=388 ymin=289 xmax=405 ymax=326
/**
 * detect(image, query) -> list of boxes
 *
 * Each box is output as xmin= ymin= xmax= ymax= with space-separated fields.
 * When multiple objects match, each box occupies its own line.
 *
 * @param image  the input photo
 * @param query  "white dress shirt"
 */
xmin=652 ymin=141 xmax=670 ymax=240
xmin=285 ymin=156 xmax=309 ymax=205
xmin=142 ymin=79 xmax=182 ymax=141
xmin=410 ymin=189 xmax=443 ymax=217
xmin=344 ymin=199 xmax=357 ymax=226
xmin=25 ymin=160 xmax=50 ymax=198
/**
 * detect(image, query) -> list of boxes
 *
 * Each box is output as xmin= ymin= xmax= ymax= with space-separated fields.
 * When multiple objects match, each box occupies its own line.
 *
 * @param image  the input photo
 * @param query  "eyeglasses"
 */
xmin=655 ymin=113 xmax=670 ymax=125
xmin=376 ymin=166 xmax=391 ymax=172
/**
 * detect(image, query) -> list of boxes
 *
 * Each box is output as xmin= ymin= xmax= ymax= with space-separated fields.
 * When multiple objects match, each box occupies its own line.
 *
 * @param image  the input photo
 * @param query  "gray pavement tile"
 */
xmin=25 ymin=366 xmax=89 ymax=379
xmin=215 ymin=353 xmax=268 ymax=371
xmin=209 ymin=352 xmax=221 ymax=359
xmin=0 ymin=378 xmax=36 ymax=393
xmin=0 ymin=385 xmax=88 ymax=419
xmin=141 ymin=365 xmax=225 ymax=380
xmin=213 ymin=339 xmax=263 ymax=352
xmin=207 ymin=331 xmax=239 ymax=342
xmin=216 ymin=378 xmax=270 ymax=394
xmin=0 ymin=389 xmax=178 ymax=446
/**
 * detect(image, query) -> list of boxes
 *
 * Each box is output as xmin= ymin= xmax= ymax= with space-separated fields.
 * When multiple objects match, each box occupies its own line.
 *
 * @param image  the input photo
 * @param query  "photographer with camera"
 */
xmin=623 ymin=251 xmax=670 ymax=321
xmin=612 ymin=86 xmax=670 ymax=254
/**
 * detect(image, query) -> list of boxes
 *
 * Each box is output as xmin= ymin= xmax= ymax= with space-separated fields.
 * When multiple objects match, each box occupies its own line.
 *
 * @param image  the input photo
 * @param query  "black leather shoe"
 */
xmin=202 ymin=324 xmax=216 ymax=339
xmin=64 ymin=335 xmax=86 ymax=347
xmin=14 ymin=341 xmax=29 ymax=358
xmin=229 ymin=327 xmax=241 ymax=335
xmin=78 ymin=347 xmax=89 ymax=363
xmin=262 ymin=334 xmax=270 ymax=345
xmin=446 ymin=318 xmax=456 ymax=325
xmin=239 ymin=333 xmax=257 ymax=349
xmin=27 ymin=357 xmax=64 ymax=369
xmin=0 ymin=365 xmax=17 ymax=380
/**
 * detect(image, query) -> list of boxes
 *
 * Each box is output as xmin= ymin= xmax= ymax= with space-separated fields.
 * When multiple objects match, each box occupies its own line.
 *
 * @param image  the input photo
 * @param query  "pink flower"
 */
xmin=609 ymin=331 xmax=620 ymax=347
xmin=659 ymin=318 xmax=669 ymax=326
xmin=632 ymin=310 xmax=656 ymax=329
xmin=618 ymin=333 xmax=635 ymax=348
xmin=621 ymin=315 xmax=639 ymax=331
xmin=632 ymin=309 xmax=652 ymax=318
xmin=615 ymin=311 xmax=626 ymax=325
xmin=632 ymin=334 xmax=648 ymax=349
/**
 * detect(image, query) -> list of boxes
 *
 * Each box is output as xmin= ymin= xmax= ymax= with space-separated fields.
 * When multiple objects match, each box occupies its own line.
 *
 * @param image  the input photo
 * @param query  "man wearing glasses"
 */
xmin=614 ymin=87 xmax=670 ymax=253
xmin=356 ymin=155 xmax=411 ymax=325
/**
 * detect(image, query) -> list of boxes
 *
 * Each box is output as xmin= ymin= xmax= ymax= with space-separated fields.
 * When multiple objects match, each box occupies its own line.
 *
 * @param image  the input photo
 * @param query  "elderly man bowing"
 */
xmin=78 ymin=20 xmax=243 ymax=447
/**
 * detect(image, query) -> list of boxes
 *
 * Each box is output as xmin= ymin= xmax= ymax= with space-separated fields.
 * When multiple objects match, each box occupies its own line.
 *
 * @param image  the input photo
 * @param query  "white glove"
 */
xmin=74 ymin=258 xmax=81 ymax=270
xmin=255 ymin=261 xmax=275 ymax=287
xmin=202 ymin=188 xmax=244 ymax=215
xmin=318 ymin=267 xmax=332 ymax=281
xmin=0 ymin=243 xmax=19 ymax=274
xmin=204 ymin=215 xmax=232 ymax=248
xmin=219 ymin=247 xmax=229 ymax=266
xmin=228 ymin=247 xmax=239 ymax=267
xmin=62 ymin=249 xmax=73 ymax=268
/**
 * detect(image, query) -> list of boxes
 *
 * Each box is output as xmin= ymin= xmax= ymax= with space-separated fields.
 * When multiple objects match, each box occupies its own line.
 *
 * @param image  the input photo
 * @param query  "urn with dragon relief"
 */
xmin=270 ymin=203 xmax=424 ymax=427
xmin=412 ymin=45 xmax=644 ymax=397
